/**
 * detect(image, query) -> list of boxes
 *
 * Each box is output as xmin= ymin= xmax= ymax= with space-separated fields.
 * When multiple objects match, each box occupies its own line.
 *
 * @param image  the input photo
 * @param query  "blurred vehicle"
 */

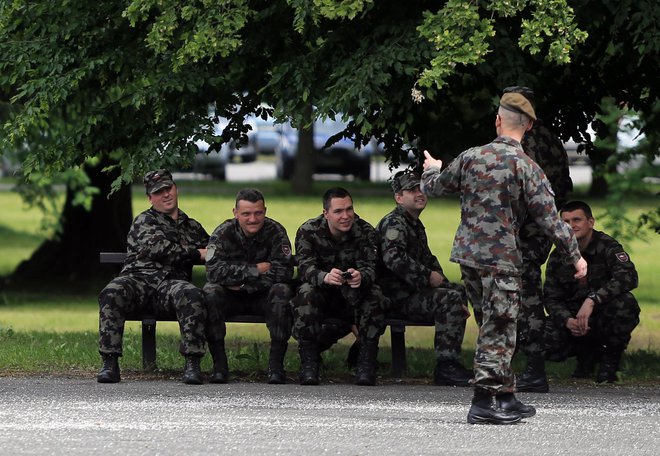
xmin=275 ymin=118 xmax=375 ymax=181
xmin=563 ymin=138 xmax=593 ymax=166
xmin=1 ymin=155 xmax=21 ymax=178
xmin=187 ymin=120 xmax=231 ymax=180
xmin=228 ymin=118 xmax=258 ymax=163
xmin=250 ymin=115 xmax=283 ymax=156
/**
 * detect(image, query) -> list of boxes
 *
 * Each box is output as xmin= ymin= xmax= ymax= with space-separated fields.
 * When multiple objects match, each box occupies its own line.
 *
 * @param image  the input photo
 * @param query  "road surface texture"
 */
xmin=0 ymin=376 xmax=657 ymax=455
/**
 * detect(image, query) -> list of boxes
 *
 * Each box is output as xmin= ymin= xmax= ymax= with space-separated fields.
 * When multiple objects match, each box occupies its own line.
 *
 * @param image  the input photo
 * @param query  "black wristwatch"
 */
xmin=587 ymin=291 xmax=600 ymax=305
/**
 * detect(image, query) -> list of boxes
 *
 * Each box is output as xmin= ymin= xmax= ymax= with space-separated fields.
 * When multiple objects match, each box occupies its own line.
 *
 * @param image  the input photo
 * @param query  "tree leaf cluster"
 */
xmin=0 ymin=0 xmax=658 ymax=196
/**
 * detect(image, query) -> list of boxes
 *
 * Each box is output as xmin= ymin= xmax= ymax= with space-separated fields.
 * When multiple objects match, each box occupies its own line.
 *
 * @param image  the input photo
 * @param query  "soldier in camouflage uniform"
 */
xmin=543 ymin=201 xmax=639 ymax=383
xmin=97 ymin=169 xmax=210 ymax=384
xmin=203 ymin=188 xmax=295 ymax=384
xmin=292 ymin=187 xmax=386 ymax=386
xmin=504 ymin=86 xmax=574 ymax=393
xmin=377 ymin=170 xmax=472 ymax=386
xmin=421 ymin=93 xmax=587 ymax=425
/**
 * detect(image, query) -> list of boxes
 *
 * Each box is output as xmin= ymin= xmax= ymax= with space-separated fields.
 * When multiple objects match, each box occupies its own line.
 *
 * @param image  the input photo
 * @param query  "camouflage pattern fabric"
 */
xmin=543 ymin=229 xmax=640 ymax=359
xmin=99 ymin=208 xmax=210 ymax=356
xmin=377 ymin=205 xmax=468 ymax=362
xmin=421 ymin=136 xmax=581 ymax=276
xmin=517 ymin=120 xmax=573 ymax=359
xmin=292 ymin=214 xmax=386 ymax=341
xmin=421 ymin=135 xmax=582 ymax=393
xmin=203 ymin=217 xmax=294 ymax=343
xmin=521 ymin=120 xmax=573 ymax=207
xmin=461 ymin=266 xmax=521 ymax=393
xmin=203 ymin=283 xmax=294 ymax=342
xmin=121 ymin=208 xmax=209 ymax=281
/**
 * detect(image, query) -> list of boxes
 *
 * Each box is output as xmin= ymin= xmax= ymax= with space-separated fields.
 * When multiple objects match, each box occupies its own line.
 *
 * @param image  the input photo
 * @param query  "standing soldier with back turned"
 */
xmin=421 ymin=93 xmax=587 ymax=424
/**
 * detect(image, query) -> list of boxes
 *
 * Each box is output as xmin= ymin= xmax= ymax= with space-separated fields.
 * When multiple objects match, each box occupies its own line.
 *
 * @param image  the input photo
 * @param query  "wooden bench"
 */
xmin=100 ymin=252 xmax=433 ymax=379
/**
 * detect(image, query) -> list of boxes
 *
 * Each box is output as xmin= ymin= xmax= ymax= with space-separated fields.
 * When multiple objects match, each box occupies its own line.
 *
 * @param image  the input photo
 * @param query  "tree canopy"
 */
xmin=3 ymin=1 xmax=657 ymax=181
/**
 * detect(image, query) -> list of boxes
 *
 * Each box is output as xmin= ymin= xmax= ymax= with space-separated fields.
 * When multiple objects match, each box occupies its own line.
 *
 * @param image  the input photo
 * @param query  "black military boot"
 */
xmin=97 ymin=353 xmax=121 ymax=383
xmin=572 ymin=347 xmax=597 ymax=379
xmin=467 ymin=389 xmax=522 ymax=425
xmin=355 ymin=338 xmax=379 ymax=386
xmin=433 ymin=359 xmax=473 ymax=387
xmin=515 ymin=356 xmax=549 ymax=393
xmin=209 ymin=342 xmax=229 ymax=384
xmin=267 ymin=340 xmax=288 ymax=384
xmin=182 ymin=355 xmax=203 ymax=385
xmin=346 ymin=340 xmax=361 ymax=368
xmin=596 ymin=347 xmax=623 ymax=383
xmin=298 ymin=340 xmax=320 ymax=385
xmin=496 ymin=392 xmax=536 ymax=418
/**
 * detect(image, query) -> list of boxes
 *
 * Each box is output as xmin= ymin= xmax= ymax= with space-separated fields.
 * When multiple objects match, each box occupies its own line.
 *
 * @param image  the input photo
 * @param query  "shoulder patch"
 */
xmin=615 ymin=252 xmax=630 ymax=263
xmin=206 ymin=245 xmax=215 ymax=262
xmin=282 ymin=244 xmax=291 ymax=256
xmin=385 ymin=228 xmax=399 ymax=241
xmin=544 ymin=181 xmax=555 ymax=197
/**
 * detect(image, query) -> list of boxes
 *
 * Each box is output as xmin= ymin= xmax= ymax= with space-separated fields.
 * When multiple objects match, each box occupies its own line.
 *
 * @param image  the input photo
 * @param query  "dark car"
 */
xmin=275 ymin=118 xmax=374 ymax=181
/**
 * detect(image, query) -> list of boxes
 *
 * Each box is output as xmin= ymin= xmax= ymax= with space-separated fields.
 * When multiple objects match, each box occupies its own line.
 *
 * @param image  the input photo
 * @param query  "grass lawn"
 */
xmin=0 ymin=179 xmax=658 ymax=382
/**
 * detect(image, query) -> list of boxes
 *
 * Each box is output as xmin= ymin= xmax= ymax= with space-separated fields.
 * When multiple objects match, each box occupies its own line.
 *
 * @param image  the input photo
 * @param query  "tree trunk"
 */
xmin=292 ymin=104 xmax=315 ymax=194
xmin=4 ymin=160 xmax=132 ymax=291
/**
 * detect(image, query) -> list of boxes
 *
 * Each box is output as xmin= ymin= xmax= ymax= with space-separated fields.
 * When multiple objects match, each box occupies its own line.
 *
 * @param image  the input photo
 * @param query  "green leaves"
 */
xmin=417 ymin=0 xmax=587 ymax=89
xmin=417 ymin=1 xmax=495 ymax=89
xmin=518 ymin=0 xmax=587 ymax=63
xmin=123 ymin=0 xmax=252 ymax=70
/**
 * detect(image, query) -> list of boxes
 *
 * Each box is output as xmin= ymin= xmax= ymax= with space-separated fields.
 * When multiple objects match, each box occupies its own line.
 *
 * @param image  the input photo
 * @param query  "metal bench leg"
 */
xmin=390 ymin=324 xmax=406 ymax=380
xmin=142 ymin=318 xmax=157 ymax=371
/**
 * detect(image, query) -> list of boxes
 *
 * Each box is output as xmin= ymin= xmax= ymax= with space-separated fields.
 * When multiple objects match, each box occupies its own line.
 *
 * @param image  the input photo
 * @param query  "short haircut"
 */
xmin=560 ymin=200 xmax=593 ymax=219
xmin=498 ymin=106 xmax=532 ymax=130
xmin=235 ymin=188 xmax=265 ymax=207
xmin=322 ymin=187 xmax=352 ymax=211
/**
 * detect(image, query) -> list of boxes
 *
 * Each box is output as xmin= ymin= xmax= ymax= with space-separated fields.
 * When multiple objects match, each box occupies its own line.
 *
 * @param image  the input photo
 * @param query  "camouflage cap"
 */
xmin=499 ymin=92 xmax=537 ymax=121
xmin=143 ymin=169 xmax=175 ymax=194
xmin=391 ymin=170 xmax=421 ymax=193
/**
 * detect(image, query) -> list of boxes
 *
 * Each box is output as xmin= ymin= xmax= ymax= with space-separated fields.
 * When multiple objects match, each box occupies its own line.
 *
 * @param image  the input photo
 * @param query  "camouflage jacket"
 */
xmin=522 ymin=119 xmax=573 ymax=206
xmin=421 ymin=135 xmax=581 ymax=276
xmin=519 ymin=119 xmax=574 ymax=245
xmin=205 ymin=217 xmax=293 ymax=294
xmin=376 ymin=205 xmax=443 ymax=295
xmin=544 ymin=229 xmax=638 ymax=325
xmin=121 ymin=207 xmax=209 ymax=282
xmin=295 ymin=214 xmax=378 ymax=289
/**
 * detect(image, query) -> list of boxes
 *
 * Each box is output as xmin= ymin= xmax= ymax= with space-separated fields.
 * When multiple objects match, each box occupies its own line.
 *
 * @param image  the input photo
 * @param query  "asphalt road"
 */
xmin=0 ymin=377 xmax=657 ymax=455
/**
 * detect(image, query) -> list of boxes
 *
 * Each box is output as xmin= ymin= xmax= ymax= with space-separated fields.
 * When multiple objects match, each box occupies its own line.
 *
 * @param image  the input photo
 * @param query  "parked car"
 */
xmin=563 ymin=138 xmax=592 ymax=166
xmin=188 ymin=120 xmax=231 ymax=180
xmin=228 ymin=121 xmax=258 ymax=163
xmin=1 ymin=155 xmax=21 ymax=178
xmin=250 ymin=115 xmax=283 ymax=156
xmin=275 ymin=118 xmax=374 ymax=181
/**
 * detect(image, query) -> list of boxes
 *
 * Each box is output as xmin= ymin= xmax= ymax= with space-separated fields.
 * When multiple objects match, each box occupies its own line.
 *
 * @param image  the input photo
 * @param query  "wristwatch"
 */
xmin=587 ymin=291 xmax=600 ymax=305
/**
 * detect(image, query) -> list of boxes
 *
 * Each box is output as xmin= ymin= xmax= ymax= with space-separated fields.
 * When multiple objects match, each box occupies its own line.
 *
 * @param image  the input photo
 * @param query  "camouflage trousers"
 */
xmin=203 ymin=283 xmax=294 ymax=343
xmin=544 ymin=292 xmax=640 ymax=361
xmin=291 ymin=283 xmax=386 ymax=342
xmin=461 ymin=266 xmax=521 ymax=394
xmin=517 ymin=228 xmax=554 ymax=359
xmin=98 ymin=273 xmax=207 ymax=356
xmin=386 ymin=282 xmax=468 ymax=362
